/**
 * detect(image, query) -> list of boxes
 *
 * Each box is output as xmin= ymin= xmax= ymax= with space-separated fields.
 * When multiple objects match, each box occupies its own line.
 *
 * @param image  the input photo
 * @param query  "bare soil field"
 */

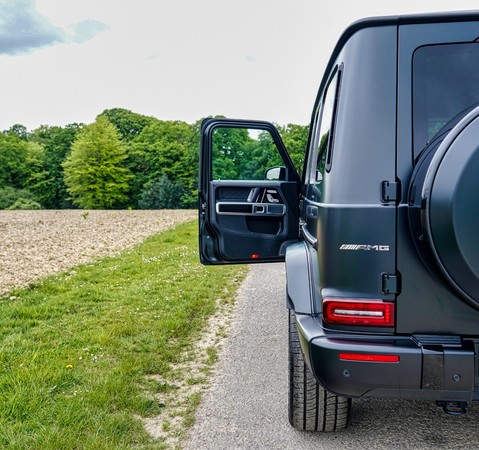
xmin=0 ymin=209 xmax=196 ymax=296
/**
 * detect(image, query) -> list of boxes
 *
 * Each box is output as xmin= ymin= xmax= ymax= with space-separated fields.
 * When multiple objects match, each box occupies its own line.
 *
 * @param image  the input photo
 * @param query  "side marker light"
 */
xmin=339 ymin=353 xmax=399 ymax=363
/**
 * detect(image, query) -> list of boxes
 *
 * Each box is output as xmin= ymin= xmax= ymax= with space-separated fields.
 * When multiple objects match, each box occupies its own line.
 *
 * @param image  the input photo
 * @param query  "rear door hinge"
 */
xmin=381 ymin=181 xmax=400 ymax=204
xmin=382 ymin=273 xmax=400 ymax=295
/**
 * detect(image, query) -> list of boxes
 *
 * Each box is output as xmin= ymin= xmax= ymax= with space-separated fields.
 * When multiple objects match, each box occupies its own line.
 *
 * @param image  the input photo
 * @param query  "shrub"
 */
xmin=0 ymin=187 xmax=40 ymax=209
xmin=6 ymin=198 xmax=42 ymax=210
xmin=139 ymin=174 xmax=185 ymax=209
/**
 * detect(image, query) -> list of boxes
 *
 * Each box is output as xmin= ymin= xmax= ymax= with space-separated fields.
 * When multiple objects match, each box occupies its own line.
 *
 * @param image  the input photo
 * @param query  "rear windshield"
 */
xmin=413 ymin=42 xmax=479 ymax=158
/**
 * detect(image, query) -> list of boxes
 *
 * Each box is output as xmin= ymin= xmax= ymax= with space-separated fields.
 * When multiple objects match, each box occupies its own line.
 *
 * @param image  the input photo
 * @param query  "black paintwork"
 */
xmin=199 ymin=12 xmax=479 ymax=404
xmin=199 ymin=118 xmax=300 ymax=264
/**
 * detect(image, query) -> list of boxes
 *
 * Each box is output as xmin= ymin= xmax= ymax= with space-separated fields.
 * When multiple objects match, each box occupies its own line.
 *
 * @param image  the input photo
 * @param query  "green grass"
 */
xmin=0 ymin=220 xmax=246 ymax=449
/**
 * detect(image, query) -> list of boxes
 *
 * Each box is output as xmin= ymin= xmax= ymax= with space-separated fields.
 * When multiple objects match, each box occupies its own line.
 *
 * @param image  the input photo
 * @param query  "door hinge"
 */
xmin=381 ymin=181 xmax=400 ymax=204
xmin=381 ymin=273 xmax=400 ymax=295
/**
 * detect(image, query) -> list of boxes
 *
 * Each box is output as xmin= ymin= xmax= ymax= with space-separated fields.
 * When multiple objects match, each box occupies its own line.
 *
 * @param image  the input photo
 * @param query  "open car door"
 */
xmin=199 ymin=118 xmax=301 ymax=264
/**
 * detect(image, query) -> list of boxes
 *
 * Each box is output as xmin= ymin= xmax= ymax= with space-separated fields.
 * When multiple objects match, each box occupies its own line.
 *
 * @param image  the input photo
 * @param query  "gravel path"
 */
xmin=183 ymin=263 xmax=479 ymax=450
xmin=0 ymin=209 xmax=195 ymax=295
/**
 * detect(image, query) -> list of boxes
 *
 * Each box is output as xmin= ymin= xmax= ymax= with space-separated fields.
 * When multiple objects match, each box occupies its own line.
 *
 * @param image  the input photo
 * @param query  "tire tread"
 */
xmin=288 ymin=310 xmax=351 ymax=432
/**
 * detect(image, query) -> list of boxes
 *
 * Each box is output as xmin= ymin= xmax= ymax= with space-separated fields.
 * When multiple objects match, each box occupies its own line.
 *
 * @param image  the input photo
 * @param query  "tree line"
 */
xmin=0 ymin=108 xmax=308 ymax=210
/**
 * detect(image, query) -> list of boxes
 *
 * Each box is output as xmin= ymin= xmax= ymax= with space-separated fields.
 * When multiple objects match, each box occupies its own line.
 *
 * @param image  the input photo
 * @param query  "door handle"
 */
xmin=216 ymin=202 xmax=285 ymax=216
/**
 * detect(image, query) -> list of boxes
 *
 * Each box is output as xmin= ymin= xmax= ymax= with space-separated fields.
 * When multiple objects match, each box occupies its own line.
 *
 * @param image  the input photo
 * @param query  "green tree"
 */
xmin=138 ymin=174 xmax=185 ymax=209
xmin=211 ymin=127 xmax=252 ymax=180
xmin=243 ymin=130 xmax=284 ymax=180
xmin=127 ymin=120 xmax=197 ymax=207
xmin=0 ymin=186 xmax=38 ymax=209
xmin=209 ymin=123 xmax=308 ymax=182
xmin=63 ymin=117 xmax=132 ymax=209
xmin=211 ymin=127 xmax=287 ymax=181
xmin=0 ymin=132 xmax=29 ymax=188
xmin=99 ymin=108 xmax=154 ymax=142
xmin=7 ymin=198 xmax=42 ymax=210
xmin=0 ymin=130 xmax=42 ymax=209
xmin=4 ymin=123 xmax=28 ymax=141
xmin=30 ymin=124 xmax=82 ymax=208
xmin=277 ymin=123 xmax=309 ymax=174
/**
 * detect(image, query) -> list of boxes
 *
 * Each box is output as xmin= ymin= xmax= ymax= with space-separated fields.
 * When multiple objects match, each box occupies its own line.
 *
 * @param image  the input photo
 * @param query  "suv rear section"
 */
xmin=199 ymin=12 xmax=479 ymax=431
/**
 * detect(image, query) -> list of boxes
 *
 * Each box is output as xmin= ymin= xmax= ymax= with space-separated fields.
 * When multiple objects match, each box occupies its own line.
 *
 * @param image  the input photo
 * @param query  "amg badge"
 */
xmin=340 ymin=244 xmax=390 ymax=251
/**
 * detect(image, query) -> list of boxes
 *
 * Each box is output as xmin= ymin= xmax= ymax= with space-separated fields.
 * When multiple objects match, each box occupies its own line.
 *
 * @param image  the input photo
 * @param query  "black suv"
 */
xmin=198 ymin=12 xmax=479 ymax=431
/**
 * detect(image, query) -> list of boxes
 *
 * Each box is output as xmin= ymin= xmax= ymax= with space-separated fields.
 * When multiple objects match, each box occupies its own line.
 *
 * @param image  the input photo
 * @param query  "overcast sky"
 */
xmin=1 ymin=0 xmax=478 ymax=131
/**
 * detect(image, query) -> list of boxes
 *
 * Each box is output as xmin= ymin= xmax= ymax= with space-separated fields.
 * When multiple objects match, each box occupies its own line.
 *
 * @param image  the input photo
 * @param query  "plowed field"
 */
xmin=0 ymin=210 xmax=196 ymax=296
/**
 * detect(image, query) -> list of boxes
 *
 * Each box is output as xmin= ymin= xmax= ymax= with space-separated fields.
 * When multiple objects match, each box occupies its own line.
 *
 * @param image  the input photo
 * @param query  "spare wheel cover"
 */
xmin=423 ymin=105 xmax=479 ymax=307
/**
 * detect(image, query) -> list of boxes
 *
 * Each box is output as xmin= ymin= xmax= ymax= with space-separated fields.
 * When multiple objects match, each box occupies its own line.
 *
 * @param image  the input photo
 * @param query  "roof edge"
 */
xmin=312 ymin=10 xmax=479 ymax=122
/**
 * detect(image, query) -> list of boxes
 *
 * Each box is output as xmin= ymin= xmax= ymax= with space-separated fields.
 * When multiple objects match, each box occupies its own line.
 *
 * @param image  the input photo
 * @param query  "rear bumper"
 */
xmin=295 ymin=314 xmax=477 ymax=401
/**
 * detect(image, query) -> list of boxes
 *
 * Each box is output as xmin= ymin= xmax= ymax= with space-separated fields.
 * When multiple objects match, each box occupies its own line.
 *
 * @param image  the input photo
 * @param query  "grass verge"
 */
xmin=0 ymin=220 xmax=246 ymax=449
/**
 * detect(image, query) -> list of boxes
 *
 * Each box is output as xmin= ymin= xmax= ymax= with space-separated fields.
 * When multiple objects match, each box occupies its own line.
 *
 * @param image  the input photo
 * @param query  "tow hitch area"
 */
xmin=436 ymin=401 xmax=468 ymax=415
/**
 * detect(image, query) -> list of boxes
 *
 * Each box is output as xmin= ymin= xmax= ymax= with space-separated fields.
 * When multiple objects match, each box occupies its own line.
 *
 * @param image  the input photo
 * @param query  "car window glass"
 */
xmin=211 ymin=127 xmax=283 ymax=181
xmin=413 ymin=42 xmax=479 ymax=157
xmin=304 ymin=103 xmax=322 ymax=182
xmin=307 ymin=69 xmax=340 ymax=202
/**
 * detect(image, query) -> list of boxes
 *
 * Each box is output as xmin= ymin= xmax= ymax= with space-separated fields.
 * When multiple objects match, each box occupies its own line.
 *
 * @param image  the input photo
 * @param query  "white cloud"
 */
xmin=0 ymin=0 xmax=63 ymax=54
xmin=0 ymin=0 xmax=107 ymax=55
xmin=66 ymin=19 xmax=108 ymax=44
xmin=1 ymin=0 xmax=479 ymax=130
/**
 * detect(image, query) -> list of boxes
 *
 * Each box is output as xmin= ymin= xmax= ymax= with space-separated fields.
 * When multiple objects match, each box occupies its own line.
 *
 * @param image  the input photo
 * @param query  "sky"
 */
xmin=1 ymin=0 xmax=479 ymax=131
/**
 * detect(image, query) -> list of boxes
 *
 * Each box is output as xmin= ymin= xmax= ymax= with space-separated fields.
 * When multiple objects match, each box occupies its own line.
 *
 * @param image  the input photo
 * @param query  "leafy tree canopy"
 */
xmin=276 ymin=123 xmax=309 ymax=174
xmin=29 ymin=124 xmax=82 ymax=208
xmin=0 ymin=110 xmax=307 ymax=211
xmin=0 ymin=186 xmax=38 ymax=210
xmin=99 ymin=108 xmax=155 ymax=142
xmin=4 ymin=124 xmax=28 ymax=141
xmin=126 ymin=120 xmax=197 ymax=207
xmin=63 ymin=116 xmax=132 ymax=209
xmin=0 ymin=133 xmax=29 ymax=188
xmin=139 ymin=174 xmax=185 ymax=210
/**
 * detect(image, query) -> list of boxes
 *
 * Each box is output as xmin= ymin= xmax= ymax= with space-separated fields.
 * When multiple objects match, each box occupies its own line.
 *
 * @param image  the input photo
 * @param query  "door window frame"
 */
xmin=304 ymin=64 xmax=343 ymax=201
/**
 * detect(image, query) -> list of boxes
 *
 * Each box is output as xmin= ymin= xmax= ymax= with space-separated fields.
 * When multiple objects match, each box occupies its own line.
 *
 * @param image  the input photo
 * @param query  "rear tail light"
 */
xmin=323 ymin=299 xmax=395 ymax=327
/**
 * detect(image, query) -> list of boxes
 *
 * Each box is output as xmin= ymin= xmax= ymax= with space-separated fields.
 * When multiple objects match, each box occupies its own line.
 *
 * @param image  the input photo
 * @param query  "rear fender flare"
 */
xmin=285 ymin=242 xmax=318 ymax=314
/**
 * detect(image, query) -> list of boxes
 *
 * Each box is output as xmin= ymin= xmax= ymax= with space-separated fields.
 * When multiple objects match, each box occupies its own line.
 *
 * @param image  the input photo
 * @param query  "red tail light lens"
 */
xmin=323 ymin=299 xmax=395 ymax=327
xmin=339 ymin=353 xmax=399 ymax=362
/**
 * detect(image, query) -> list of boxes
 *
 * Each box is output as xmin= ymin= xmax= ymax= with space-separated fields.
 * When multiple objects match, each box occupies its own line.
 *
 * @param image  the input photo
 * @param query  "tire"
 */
xmin=288 ymin=309 xmax=351 ymax=432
